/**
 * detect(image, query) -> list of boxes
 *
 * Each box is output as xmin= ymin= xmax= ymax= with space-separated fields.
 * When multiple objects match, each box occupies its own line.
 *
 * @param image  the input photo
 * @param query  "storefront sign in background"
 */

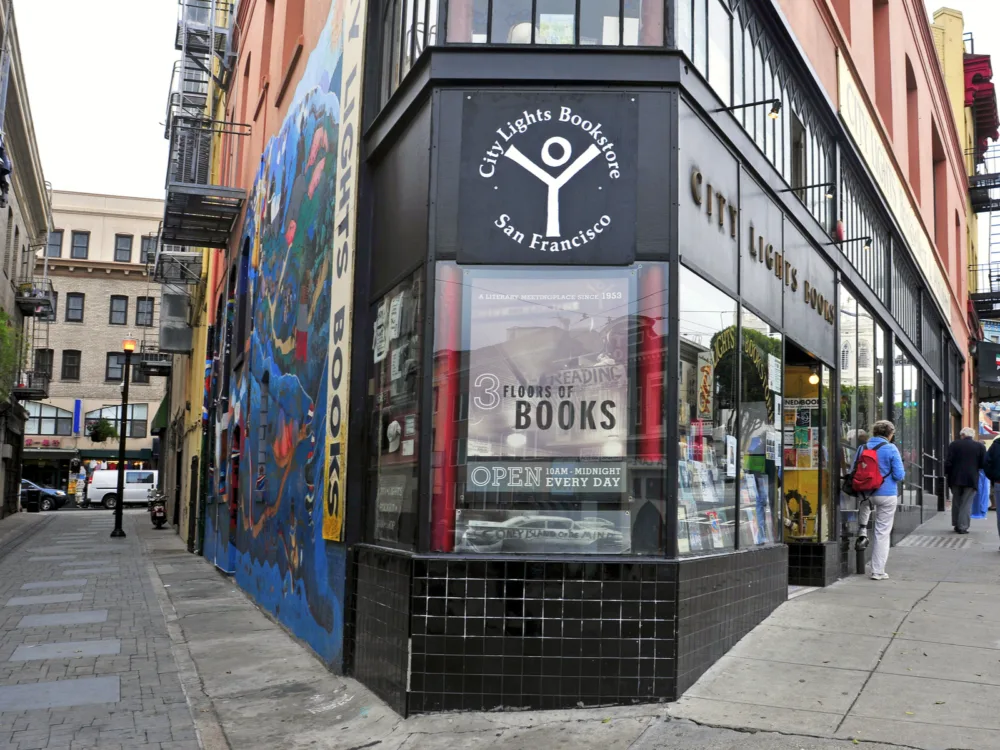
xmin=458 ymin=92 xmax=638 ymax=265
xmin=838 ymin=54 xmax=951 ymax=316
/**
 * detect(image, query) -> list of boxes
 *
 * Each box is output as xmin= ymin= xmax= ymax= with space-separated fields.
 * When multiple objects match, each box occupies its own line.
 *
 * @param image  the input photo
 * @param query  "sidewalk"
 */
xmin=670 ymin=510 xmax=1000 ymax=750
xmin=2 ymin=508 xmax=996 ymax=750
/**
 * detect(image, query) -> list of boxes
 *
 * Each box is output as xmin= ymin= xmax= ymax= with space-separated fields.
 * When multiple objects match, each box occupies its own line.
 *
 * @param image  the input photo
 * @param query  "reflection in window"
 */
xmin=368 ymin=270 xmax=424 ymax=548
xmin=678 ymin=266 xmax=737 ymax=555
xmin=431 ymin=262 xmax=668 ymax=555
xmin=738 ymin=308 xmax=781 ymax=548
xmin=894 ymin=344 xmax=921 ymax=508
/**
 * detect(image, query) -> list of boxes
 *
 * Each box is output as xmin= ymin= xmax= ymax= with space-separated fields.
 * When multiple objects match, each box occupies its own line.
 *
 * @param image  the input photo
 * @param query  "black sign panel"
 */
xmin=458 ymin=92 xmax=638 ymax=265
xmin=979 ymin=341 xmax=1000 ymax=389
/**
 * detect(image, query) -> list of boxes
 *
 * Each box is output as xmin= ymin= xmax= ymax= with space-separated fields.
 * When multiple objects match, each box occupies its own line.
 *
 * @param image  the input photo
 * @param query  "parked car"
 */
xmin=88 ymin=469 xmax=158 ymax=510
xmin=19 ymin=479 xmax=69 ymax=512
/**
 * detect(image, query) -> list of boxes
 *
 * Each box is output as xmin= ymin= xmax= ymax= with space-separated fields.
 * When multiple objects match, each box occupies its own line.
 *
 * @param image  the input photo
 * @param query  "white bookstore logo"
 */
xmin=477 ymin=105 xmax=622 ymax=254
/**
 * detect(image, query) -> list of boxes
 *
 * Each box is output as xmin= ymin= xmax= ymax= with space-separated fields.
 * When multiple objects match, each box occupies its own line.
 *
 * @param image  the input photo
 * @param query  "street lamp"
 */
xmin=110 ymin=336 xmax=136 ymax=539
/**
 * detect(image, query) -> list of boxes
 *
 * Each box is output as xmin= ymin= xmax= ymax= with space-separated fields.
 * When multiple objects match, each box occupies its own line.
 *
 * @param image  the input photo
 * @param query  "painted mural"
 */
xmin=205 ymin=1 xmax=349 ymax=666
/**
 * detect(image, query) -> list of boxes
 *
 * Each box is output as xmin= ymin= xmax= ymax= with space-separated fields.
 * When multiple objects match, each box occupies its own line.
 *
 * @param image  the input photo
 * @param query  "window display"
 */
xmin=431 ymin=262 xmax=668 ymax=554
xmin=368 ymin=271 xmax=423 ymax=547
xmin=738 ymin=308 xmax=781 ymax=547
xmin=678 ymin=266 xmax=737 ymax=555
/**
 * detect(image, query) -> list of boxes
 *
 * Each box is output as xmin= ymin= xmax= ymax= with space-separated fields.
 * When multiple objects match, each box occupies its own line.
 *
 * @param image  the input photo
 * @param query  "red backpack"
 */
xmin=851 ymin=443 xmax=888 ymax=494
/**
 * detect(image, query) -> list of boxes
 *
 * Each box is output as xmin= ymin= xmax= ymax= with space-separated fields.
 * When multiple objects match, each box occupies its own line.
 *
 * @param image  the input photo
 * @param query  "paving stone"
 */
xmin=60 ymin=560 xmax=113 ymax=567
xmin=64 ymin=568 xmax=119 ymax=576
xmin=20 ymin=579 xmax=88 ymax=590
xmin=17 ymin=611 xmax=109 ymax=628
xmin=27 ymin=556 xmax=80 ymax=561
xmin=5 ymin=593 xmax=84 ymax=606
xmin=10 ymin=639 xmax=121 ymax=662
xmin=0 ymin=676 xmax=119 ymax=711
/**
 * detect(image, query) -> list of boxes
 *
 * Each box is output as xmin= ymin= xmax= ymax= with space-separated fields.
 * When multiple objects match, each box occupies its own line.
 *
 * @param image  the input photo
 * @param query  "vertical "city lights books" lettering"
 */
xmin=323 ymin=0 xmax=367 ymax=542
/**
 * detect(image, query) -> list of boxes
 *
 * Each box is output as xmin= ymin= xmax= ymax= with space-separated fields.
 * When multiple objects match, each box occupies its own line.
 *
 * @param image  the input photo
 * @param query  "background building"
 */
xmin=20 ymin=191 xmax=166 ymax=493
xmin=0 ymin=0 xmax=52 ymax=516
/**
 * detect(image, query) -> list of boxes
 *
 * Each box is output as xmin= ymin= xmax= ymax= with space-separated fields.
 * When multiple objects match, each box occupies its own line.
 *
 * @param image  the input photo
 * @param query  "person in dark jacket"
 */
xmin=945 ymin=427 xmax=986 ymax=534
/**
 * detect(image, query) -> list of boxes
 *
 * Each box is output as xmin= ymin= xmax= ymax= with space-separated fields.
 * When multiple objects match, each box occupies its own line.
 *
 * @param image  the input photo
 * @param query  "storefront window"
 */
xmin=431 ymin=262 xmax=668 ymax=555
xmin=368 ymin=270 xmax=424 ymax=548
xmin=894 ymin=344 xmax=921 ymax=508
xmin=857 ymin=304 xmax=876 ymax=433
xmin=678 ymin=266 xmax=737 ymax=555
xmin=738 ymin=308 xmax=781 ymax=547
xmin=820 ymin=366 xmax=834 ymax=540
xmin=875 ymin=321 xmax=886 ymax=420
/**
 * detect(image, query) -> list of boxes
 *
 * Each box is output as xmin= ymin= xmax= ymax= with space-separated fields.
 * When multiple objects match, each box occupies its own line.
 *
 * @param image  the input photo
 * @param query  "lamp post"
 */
xmin=110 ymin=336 xmax=136 ymax=539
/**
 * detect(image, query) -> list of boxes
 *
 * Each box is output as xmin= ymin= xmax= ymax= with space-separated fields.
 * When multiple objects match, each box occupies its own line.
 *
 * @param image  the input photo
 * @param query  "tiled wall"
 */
xmin=408 ymin=558 xmax=678 ymax=713
xmin=352 ymin=546 xmax=412 ymax=715
xmin=787 ymin=541 xmax=839 ymax=587
xmin=675 ymin=546 xmax=787 ymax=694
xmin=351 ymin=545 xmax=789 ymax=715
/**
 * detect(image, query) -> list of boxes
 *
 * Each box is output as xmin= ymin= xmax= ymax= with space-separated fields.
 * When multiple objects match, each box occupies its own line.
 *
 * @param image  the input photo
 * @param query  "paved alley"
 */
xmin=3 ymin=507 xmax=1000 ymax=750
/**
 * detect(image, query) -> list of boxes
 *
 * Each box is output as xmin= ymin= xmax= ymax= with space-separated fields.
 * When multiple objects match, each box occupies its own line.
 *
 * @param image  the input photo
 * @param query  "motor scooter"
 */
xmin=147 ymin=488 xmax=167 ymax=529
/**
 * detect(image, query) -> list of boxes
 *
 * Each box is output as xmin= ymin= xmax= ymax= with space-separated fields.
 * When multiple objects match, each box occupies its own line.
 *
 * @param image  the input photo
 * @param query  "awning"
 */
xmin=79 ymin=448 xmax=153 ymax=460
xmin=151 ymin=396 xmax=169 ymax=436
xmin=23 ymin=449 xmax=78 ymax=462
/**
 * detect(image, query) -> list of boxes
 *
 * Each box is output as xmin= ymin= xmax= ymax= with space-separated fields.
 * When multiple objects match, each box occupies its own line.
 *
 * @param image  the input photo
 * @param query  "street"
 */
xmin=0 ymin=508 xmax=996 ymax=749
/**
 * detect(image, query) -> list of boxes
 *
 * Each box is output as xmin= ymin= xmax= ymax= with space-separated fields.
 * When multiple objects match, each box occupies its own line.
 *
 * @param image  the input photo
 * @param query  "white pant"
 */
xmin=858 ymin=495 xmax=897 ymax=576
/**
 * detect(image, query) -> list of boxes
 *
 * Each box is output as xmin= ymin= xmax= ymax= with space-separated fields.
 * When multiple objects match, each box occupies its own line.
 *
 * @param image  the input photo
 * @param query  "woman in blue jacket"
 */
xmin=855 ymin=420 xmax=905 ymax=580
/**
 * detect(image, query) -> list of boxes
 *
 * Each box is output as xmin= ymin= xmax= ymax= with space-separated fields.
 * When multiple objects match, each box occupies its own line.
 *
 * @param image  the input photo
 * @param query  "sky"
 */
xmin=15 ymin=0 xmax=178 ymax=199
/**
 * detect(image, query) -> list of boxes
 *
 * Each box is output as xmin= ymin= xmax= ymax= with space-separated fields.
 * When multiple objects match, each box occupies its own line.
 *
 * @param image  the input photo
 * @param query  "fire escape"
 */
xmin=142 ymin=0 xmax=247 ymax=376
xmin=965 ymin=47 xmax=1000 ymax=322
xmin=12 ymin=270 xmax=54 ymax=400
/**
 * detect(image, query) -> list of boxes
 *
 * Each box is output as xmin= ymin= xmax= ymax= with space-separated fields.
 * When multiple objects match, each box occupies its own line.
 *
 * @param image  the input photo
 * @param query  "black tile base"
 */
xmin=787 ymin=541 xmax=840 ymax=587
xmin=350 ymin=544 xmax=790 ymax=715
xmin=891 ymin=505 xmax=923 ymax=545
xmin=353 ymin=546 xmax=411 ymax=715
xmin=676 ymin=545 xmax=787 ymax=694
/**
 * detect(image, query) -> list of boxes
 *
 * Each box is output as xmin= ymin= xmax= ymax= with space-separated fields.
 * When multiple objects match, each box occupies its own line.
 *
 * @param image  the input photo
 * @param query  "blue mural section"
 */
xmin=204 ymin=3 xmax=348 ymax=667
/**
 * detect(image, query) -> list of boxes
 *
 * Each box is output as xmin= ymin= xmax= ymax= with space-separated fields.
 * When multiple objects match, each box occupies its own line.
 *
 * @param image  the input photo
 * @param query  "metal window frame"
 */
xmin=61 ymin=349 xmax=81 ymax=381
xmin=70 ymin=231 xmax=90 ymax=260
xmin=109 ymin=295 xmax=129 ymax=326
xmin=66 ymin=293 xmax=85 ymax=322
xmin=114 ymin=234 xmax=134 ymax=263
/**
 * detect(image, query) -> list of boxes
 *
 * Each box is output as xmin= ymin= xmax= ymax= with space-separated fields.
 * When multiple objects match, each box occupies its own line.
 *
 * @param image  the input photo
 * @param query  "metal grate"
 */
xmin=895 ymin=535 xmax=972 ymax=549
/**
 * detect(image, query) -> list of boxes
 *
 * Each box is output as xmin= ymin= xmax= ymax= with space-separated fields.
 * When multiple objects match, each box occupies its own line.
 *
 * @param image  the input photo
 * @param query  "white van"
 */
xmin=89 ymin=469 xmax=158 ymax=509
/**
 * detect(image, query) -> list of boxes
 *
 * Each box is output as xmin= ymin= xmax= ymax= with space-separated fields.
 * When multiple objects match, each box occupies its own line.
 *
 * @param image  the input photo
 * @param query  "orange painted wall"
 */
xmin=778 ymin=0 xmax=972 ymax=422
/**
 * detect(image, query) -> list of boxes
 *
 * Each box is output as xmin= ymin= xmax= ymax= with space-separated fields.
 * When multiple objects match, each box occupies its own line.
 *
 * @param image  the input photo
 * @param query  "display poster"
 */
xmin=725 ymin=435 xmax=737 ymax=478
xmin=768 ymin=354 xmax=781 ymax=393
xmin=697 ymin=353 xmax=714 ymax=420
xmin=773 ymin=395 xmax=782 ymax=428
xmin=465 ymin=271 xmax=631 ymax=471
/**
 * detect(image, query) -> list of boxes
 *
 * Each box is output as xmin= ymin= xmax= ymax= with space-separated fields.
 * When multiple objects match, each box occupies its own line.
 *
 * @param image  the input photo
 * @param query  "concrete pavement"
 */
xmin=2 ymin=506 xmax=998 ymax=749
xmin=670 ymin=510 xmax=1000 ymax=750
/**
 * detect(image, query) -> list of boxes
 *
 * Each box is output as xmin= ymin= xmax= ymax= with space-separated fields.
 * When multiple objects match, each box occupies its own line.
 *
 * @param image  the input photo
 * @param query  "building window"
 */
xmin=66 ymin=293 xmax=85 ymax=322
xmin=114 ymin=234 xmax=133 ymax=263
xmin=106 ymin=353 xmax=126 ymax=381
xmin=85 ymin=404 xmax=148 ymax=439
xmin=34 ymin=348 xmax=53 ymax=378
xmin=131 ymin=362 xmax=149 ymax=385
xmin=24 ymin=402 xmax=73 ymax=436
xmin=61 ymin=350 xmax=81 ymax=381
xmin=858 ymin=341 xmax=871 ymax=369
xmin=678 ymin=265 xmax=738 ymax=555
xmin=70 ymin=231 xmax=90 ymax=260
xmin=46 ymin=230 xmax=63 ymax=258
xmin=109 ymin=295 xmax=128 ymax=325
xmin=873 ymin=0 xmax=892 ymax=132
xmin=136 ymin=297 xmax=154 ymax=327
xmin=428 ymin=261 xmax=668 ymax=555
xmin=140 ymin=236 xmax=157 ymax=265
xmin=790 ymin=113 xmax=806 ymax=190
xmin=841 ymin=340 xmax=851 ymax=371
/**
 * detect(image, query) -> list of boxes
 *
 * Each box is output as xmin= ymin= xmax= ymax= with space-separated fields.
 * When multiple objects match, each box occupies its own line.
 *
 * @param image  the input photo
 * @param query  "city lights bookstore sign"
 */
xmin=458 ymin=92 xmax=638 ymax=265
